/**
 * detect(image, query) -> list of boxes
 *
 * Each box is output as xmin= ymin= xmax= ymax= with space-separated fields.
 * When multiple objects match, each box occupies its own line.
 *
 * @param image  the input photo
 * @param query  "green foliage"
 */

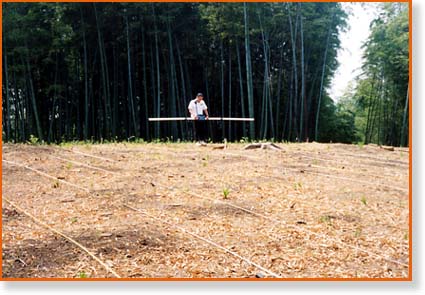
xmin=52 ymin=180 xmax=60 ymax=188
xmin=77 ymin=271 xmax=88 ymax=278
xmin=360 ymin=196 xmax=367 ymax=206
xmin=3 ymin=2 xmax=351 ymax=143
xmin=293 ymin=182 xmax=303 ymax=190
xmin=222 ymin=188 xmax=230 ymax=199
xmin=352 ymin=3 xmax=409 ymax=147
xmin=317 ymin=95 xmax=359 ymax=144
xmin=319 ymin=215 xmax=332 ymax=224
xmin=355 ymin=227 xmax=362 ymax=238
xmin=28 ymin=135 xmax=39 ymax=145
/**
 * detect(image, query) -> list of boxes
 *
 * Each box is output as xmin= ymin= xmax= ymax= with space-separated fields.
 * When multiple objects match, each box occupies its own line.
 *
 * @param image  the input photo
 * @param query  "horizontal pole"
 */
xmin=148 ymin=117 xmax=254 ymax=122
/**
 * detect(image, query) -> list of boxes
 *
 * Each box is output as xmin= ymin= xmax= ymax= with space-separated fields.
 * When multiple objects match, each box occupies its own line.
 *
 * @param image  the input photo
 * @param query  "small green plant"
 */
xmin=52 ymin=180 xmax=60 ymax=188
xmin=355 ymin=227 xmax=362 ymax=238
xmin=77 ymin=271 xmax=88 ymax=278
xmin=357 ymin=142 xmax=364 ymax=148
xmin=65 ymin=162 xmax=73 ymax=169
xmin=293 ymin=182 xmax=303 ymax=190
xmin=71 ymin=217 xmax=78 ymax=224
xmin=404 ymin=232 xmax=409 ymax=240
xmin=240 ymin=137 xmax=249 ymax=143
xmin=28 ymin=134 xmax=39 ymax=145
xmin=360 ymin=196 xmax=367 ymax=206
xmin=222 ymin=188 xmax=230 ymax=199
xmin=319 ymin=215 xmax=332 ymax=224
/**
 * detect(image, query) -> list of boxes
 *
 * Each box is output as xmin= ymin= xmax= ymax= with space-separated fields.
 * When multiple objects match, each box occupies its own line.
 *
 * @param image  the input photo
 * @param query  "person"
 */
xmin=188 ymin=93 xmax=209 ymax=143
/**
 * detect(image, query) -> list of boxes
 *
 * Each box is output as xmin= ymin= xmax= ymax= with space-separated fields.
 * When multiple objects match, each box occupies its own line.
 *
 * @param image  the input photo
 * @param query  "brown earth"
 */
xmin=1 ymin=142 xmax=410 ymax=279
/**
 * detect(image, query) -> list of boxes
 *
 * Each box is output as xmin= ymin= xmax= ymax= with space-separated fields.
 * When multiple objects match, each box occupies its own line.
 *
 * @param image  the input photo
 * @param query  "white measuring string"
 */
xmin=123 ymin=204 xmax=282 ymax=278
xmin=135 ymin=151 xmax=410 ymax=268
xmin=3 ymin=157 xmax=281 ymax=277
xmin=67 ymin=147 xmax=410 ymax=268
xmin=221 ymin=150 xmax=408 ymax=193
xmin=2 ymin=159 xmax=90 ymax=193
xmin=48 ymin=154 xmax=118 ymax=175
xmin=63 ymin=148 xmax=118 ymax=162
xmin=3 ymin=197 xmax=121 ymax=278
xmin=25 ymin=147 xmax=409 ymax=269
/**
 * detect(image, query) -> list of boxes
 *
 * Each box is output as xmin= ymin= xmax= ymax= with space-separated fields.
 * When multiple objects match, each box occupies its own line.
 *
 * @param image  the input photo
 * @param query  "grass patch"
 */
xmin=355 ymin=227 xmax=362 ymax=238
xmin=319 ymin=215 xmax=332 ymax=224
xmin=222 ymin=188 xmax=230 ymax=199
xmin=77 ymin=271 xmax=88 ymax=278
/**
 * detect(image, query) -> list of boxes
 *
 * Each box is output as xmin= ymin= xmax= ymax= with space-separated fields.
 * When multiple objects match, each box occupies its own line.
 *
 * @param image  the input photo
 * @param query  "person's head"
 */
xmin=196 ymin=93 xmax=204 ymax=102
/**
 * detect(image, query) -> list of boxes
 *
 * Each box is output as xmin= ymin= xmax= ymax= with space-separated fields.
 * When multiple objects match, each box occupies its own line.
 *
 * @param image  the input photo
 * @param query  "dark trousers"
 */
xmin=194 ymin=120 xmax=208 ymax=141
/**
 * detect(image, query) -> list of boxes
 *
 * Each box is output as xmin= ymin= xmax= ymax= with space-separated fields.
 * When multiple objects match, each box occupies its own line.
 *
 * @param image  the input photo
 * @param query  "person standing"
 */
xmin=188 ymin=93 xmax=209 ymax=143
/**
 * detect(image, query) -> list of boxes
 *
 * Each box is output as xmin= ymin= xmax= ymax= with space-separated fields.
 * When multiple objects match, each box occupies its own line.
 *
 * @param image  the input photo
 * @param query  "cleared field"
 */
xmin=1 ymin=142 xmax=409 ymax=279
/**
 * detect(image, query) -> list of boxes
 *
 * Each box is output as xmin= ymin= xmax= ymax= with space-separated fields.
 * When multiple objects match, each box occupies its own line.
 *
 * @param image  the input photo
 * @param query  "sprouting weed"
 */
xmin=52 ymin=180 xmax=60 ymax=188
xmin=355 ymin=227 xmax=362 ymax=238
xmin=223 ymin=188 xmax=230 ymax=199
xmin=293 ymin=182 xmax=303 ymax=190
xmin=319 ymin=215 xmax=332 ymax=224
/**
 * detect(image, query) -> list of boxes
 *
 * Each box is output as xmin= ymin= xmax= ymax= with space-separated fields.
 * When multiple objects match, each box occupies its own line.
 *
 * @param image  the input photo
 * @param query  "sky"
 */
xmin=328 ymin=2 xmax=380 ymax=102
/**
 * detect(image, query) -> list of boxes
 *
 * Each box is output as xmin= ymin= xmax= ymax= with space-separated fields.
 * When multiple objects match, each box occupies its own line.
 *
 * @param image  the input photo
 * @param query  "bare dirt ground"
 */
xmin=1 ymin=142 xmax=409 ymax=279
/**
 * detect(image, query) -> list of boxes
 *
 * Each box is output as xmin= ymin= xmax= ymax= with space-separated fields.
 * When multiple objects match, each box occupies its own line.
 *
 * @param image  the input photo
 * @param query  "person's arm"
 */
xmin=188 ymin=101 xmax=198 ymax=119
xmin=203 ymin=102 xmax=209 ymax=119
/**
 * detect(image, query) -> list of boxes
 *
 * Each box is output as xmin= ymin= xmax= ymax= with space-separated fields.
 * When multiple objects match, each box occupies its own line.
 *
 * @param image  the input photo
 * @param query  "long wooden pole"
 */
xmin=148 ymin=117 xmax=254 ymax=122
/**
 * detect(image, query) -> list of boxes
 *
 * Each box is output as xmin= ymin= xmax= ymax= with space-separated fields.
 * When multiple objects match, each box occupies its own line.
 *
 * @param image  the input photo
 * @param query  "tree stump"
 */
xmin=243 ymin=142 xmax=282 ymax=151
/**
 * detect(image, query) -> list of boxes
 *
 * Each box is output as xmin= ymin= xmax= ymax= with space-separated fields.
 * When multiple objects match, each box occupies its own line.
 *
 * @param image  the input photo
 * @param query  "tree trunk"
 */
xmin=235 ymin=40 xmax=247 ymax=138
xmin=80 ymin=7 xmax=89 ymax=141
xmin=299 ymin=3 xmax=305 ymax=142
xmin=228 ymin=44 xmax=232 ymax=141
xmin=275 ymin=46 xmax=284 ymax=139
xmin=125 ymin=13 xmax=138 ymax=136
xmin=220 ymin=39 xmax=225 ymax=139
xmin=166 ymin=19 xmax=178 ymax=140
xmin=3 ymin=41 xmax=11 ymax=141
xmin=93 ymin=3 xmax=111 ymax=139
xmin=48 ymin=52 xmax=59 ymax=143
xmin=400 ymin=85 xmax=409 ymax=147
xmin=315 ymin=16 xmax=333 ymax=142
xmin=288 ymin=4 xmax=299 ymax=141
xmin=141 ymin=24 xmax=150 ymax=140
xmin=244 ymin=2 xmax=255 ymax=139
xmin=25 ymin=47 xmax=43 ymax=141
xmin=152 ymin=4 xmax=161 ymax=139
xmin=176 ymin=37 xmax=189 ymax=138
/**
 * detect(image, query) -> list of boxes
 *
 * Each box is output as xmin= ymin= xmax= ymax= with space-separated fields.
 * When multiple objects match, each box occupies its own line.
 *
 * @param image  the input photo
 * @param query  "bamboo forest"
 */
xmin=1 ymin=2 xmax=411 ymax=279
xmin=2 ymin=2 xmax=409 ymax=145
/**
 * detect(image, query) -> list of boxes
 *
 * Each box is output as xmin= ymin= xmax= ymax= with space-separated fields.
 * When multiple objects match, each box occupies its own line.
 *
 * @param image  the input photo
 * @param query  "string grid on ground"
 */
xmin=61 ymin=144 xmax=409 ymax=273
xmin=2 ymin=155 xmax=286 ymax=278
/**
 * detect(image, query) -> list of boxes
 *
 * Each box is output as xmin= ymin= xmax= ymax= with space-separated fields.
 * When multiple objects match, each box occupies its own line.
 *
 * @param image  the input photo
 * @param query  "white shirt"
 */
xmin=188 ymin=99 xmax=208 ymax=118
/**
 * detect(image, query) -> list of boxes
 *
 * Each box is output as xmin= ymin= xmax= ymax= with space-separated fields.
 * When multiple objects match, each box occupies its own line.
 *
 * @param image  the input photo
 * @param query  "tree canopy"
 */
xmin=340 ymin=2 xmax=409 ymax=147
xmin=2 ymin=2 xmax=407 ymax=145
